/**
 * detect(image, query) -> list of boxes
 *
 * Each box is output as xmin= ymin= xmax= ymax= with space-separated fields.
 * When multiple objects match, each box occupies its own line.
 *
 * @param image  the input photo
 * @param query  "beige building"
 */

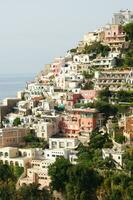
xmin=0 ymin=127 xmax=29 ymax=147
xmin=33 ymin=115 xmax=60 ymax=140
xmin=0 ymin=147 xmax=35 ymax=167
xmin=35 ymin=121 xmax=58 ymax=140
xmin=19 ymin=159 xmax=53 ymax=189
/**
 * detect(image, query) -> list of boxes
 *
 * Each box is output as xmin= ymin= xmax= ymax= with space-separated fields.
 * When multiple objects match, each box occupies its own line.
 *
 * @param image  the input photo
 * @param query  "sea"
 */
xmin=0 ymin=73 xmax=35 ymax=101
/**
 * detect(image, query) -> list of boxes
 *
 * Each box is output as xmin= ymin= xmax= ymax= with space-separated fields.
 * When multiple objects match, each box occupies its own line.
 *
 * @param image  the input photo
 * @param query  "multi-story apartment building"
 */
xmin=91 ymin=52 xmax=120 ymax=69
xmin=59 ymin=108 xmax=103 ymax=138
xmin=19 ymin=165 xmax=51 ymax=189
xmin=104 ymin=24 xmax=126 ymax=51
xmin=32 ymin=114 xmax=60 ymax=140
xmin=25 ymin=82 xmax=54 ymax=100
xmin=94 ymin=70 xmax=133 ymax=91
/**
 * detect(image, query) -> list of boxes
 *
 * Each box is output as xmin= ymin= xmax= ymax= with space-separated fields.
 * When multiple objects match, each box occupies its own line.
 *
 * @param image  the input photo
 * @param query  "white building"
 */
xmin=94 ymin=70 xmax=133 ymax=91
xmin=49 ymin=138 xmax=80 ymax=150
xmin=102 ymin=148 xmax=124 ymax=168
xmin=25 ymin=82 xmax=54 ymax=99
xmin=73 ymin=54 xmax=90 ymax=64
xmin=112 ymin=10 xmax=133 ymax=25
xmin=44 ymin=148 xmax=70 ymax=161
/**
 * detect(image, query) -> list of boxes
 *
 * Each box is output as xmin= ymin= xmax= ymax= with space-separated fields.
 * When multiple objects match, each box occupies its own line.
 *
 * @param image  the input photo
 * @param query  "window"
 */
xmin=5 ymin=152 xmax=8 ymax=157
xmin=59 ymin=142 xmax=65 ymax=148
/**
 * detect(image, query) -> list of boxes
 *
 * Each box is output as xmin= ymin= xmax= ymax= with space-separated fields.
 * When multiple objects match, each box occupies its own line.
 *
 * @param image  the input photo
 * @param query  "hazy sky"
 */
xmin=0 ymin=0 xmax=133 ymax=74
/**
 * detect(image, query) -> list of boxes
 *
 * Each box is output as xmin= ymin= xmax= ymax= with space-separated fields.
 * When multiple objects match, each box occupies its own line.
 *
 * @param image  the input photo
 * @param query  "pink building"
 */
xmin=59 ymin=108 xmax=103 ymax=138
xmin=104 ymin=24 xmax=126 ymax=51
xmin=80 ymin=90 xmax=98 ymax=100
xmin=51 ymin=57 xmax=65 ymax=76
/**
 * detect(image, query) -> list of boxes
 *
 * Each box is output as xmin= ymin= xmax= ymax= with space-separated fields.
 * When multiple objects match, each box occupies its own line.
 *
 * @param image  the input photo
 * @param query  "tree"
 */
xmin=83 ymin=71 xmax=94 ymax=79
xmin=48 ymin=157 xmax=71 ymax=192
xmin=69 ymin=48 xmax=77 ymax=53
xmin=123 ymin=146 xmax=133 ymax=176
xmin=13 ymin=117 xmax=21 ymax=127
xmin=13 ymin=166 xmax=24 ymax=179
xmin=98 ymin=87 xmax=112 ymax=102
xmin=115 ymin=133 xmax=126 ymax=144
xmin=82 ymin=42 xmax=110 ymax=57
xmin=0 ymin=163 xmax=15 ymax=182
xmin=89 ymin=131 xmax=113 ymax=150
xmin=0 ymin=180 xmax=16 ymax=200
xmin=98 ymin=171 xmax=133 ymax=200
xmin=65 ymin=165 xmax=101 ymax=200
xmin=95 ymin=101 xmax=118 ymax=119
xmin=23 ymin=133 xmax=48 ymax=149
xmin=124 ymin=22 xmax=133 ymax=42
xmin=81 ymin=81 xmax=94 ymax=90
xmin=17 ymin=183 xmax=51 ymax=200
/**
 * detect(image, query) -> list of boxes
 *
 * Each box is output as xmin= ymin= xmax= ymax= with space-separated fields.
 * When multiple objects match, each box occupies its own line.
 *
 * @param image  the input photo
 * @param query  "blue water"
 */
xmin=0 ymin=73 xmax=35 ymax=100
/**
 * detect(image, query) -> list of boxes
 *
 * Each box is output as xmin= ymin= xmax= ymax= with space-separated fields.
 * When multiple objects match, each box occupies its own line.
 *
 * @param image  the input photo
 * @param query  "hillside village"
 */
xmin=0 ymin=10 xmax=133 ymax=200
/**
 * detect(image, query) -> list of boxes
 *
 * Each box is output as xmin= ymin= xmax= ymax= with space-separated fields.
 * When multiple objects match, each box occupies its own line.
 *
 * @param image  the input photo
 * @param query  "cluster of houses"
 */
xmin=0 ymin=10 xmax=133 ymax=189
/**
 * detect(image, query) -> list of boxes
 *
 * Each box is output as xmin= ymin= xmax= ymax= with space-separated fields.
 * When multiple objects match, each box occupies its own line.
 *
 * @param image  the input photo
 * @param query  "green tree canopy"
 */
xmin=48 ymin=157 xmax=71 ymax=192
xmin=16 ymin=183 xmax=51 ymax=200
xmin=65 ymin=164 xmax=101 ymax=200
xmin=13 ymin=117 xmax=21 ymax=127
xmin=124 ymin=22 xmax=133 ymax=42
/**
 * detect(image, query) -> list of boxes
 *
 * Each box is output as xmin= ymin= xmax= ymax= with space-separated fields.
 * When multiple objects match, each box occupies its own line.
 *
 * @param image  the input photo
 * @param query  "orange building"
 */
xmin=59 ymin=108 xmax=103 ymax=138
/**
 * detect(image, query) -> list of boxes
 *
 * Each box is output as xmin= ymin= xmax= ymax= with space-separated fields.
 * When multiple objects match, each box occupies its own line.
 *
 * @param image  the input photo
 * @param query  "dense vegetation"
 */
xmin=23 ymin=132 xmax=48 ymax=149
xmin=48 ymin=134 xmax=133 ymax=200
xmin=0 ymin=163 xmax=51 ymax=200
xmin=82 ymin=42 xmax=111 ymax=57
